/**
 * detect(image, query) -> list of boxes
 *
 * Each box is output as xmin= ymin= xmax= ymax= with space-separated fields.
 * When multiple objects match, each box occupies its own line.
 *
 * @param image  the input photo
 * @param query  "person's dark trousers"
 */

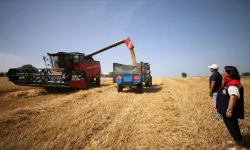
xmin=222 ymin=115 xmax=242 ymax=142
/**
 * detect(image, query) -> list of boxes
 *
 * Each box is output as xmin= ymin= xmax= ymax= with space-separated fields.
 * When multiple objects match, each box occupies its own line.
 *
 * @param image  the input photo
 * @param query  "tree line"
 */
xmin=101 ymin=72 xmax=114 ymax=78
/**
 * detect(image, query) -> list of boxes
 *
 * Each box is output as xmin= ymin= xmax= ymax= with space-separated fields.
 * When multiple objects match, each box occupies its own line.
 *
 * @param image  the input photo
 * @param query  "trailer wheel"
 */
xmin=117 ymin=85 xmax=123 ymax=92
xmin=96 ymin=78 xmax=100 ymax=86
xmin=137 ymin=84 xmax=143 ymax=93
xmin=149 ymin=76 xmax=152 ymax=87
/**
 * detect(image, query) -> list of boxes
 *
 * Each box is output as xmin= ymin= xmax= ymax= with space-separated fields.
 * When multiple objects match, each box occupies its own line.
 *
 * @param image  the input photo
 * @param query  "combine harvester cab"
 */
xmin=113 ymin=62 xmax=152 ymax=93
xmin=6 ymin=52 xmax=101 ymax=89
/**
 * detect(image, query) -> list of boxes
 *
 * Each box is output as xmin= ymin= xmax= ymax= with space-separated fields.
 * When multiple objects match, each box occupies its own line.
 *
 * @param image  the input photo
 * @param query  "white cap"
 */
xmin=208 ymin=64 xmax=219 ymax=69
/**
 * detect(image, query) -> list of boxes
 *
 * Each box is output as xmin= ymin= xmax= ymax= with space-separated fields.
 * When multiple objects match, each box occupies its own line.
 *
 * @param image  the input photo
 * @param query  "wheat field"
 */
xmin=0 ymin=77 xmax=249 ymax=150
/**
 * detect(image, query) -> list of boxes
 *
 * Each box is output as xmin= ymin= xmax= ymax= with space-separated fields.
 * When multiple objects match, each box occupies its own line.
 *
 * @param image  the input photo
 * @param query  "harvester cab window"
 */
xmin=64 ymin=55 xmax=73 ymax=72
xmin=58 ymin=56 xmax=66 ymax=68
xmin=79 ymin=55 xmax=85 ymax=61
xmin=50 ymin=55 xmax=65 ymax=69
xmin=73 ymin=55 xmax=79 ymax=62
xmin=51 ymin=56 xmax=59 ymax=69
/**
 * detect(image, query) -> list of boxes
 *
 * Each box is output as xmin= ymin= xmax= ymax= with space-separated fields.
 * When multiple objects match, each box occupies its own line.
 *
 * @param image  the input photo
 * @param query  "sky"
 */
xmin=0 ymin=0 xmax=249 ymax=77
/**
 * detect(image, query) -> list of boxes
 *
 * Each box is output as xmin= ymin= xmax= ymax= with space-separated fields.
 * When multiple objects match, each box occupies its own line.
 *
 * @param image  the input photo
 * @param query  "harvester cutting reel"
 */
xmin=40 ymin=69 xmax=52 ymax=82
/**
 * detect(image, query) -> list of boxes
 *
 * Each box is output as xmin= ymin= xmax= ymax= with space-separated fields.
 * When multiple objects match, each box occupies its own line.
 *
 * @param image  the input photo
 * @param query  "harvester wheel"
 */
xmin=80 ymin=71 xmax=90 ymax=88
xmin=96 ymin=78 xmax=100 ymax=86
xmin=87 ymin=77 xmax=92 ymax=87
xmin=117 ymin=85 xmax=123 ymax=92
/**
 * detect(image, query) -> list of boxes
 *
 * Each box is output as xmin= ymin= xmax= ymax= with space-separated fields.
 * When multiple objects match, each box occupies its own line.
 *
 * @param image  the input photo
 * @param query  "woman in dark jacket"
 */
xmin=217 ymin=66 xmax=246 ymax=150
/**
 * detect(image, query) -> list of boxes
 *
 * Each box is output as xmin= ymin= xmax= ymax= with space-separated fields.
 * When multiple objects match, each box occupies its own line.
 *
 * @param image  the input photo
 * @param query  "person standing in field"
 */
xmin=217 ymin=66 xmax=246 ymax=150
xmin=208 ymin=64 xmax=222 ymax=119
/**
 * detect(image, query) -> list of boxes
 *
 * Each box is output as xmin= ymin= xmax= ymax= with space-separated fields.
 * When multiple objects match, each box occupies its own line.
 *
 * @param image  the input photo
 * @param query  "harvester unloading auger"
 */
xmin=6 ymin=37 xmax=137 ymax=89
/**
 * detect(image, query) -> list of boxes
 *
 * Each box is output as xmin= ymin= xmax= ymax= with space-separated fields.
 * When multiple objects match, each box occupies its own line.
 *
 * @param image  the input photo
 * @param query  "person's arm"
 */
xmin=209 ymin=81 xmax=215 ymax=96
xmin=227 ymin=95 xmax=238 ymax=111
xmin=210 ymin=81 xmax=216 ymax=92
xmin=226 ymin=86 xmax=240 ymax=118
xmin=209 ymin=74 xmax=216 ymax=96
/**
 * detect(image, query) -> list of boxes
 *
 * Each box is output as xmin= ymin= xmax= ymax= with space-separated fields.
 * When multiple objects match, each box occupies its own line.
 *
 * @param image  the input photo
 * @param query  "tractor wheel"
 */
xmin=137 ymin=84 xmax=143 ymax=93
xmin=117 ymin=85 xmax=123 ymax=92
xmin=96 ymin=78 xmax=100 ymax=87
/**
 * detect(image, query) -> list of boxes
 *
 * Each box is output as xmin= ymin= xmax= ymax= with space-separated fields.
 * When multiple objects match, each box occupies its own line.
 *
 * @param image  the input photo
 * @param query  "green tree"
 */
xmin=18 ymin=64 xmax=39 ymax=73
xmin=242 ymin=72 xmax=250 ymax=76
xmin=181 ymin=72 xmax=187 ymax=78
xmin=0 ymin=71 xmax=5 ymax=77
xmin=20 ymin=64 xmax=33 ymax=68
xmin=108 ymin=72 xmax=114 ymax=77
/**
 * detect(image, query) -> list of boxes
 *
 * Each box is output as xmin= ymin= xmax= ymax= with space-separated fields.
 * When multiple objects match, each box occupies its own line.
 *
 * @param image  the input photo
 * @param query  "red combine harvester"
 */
xmin=6 ymin=37 xmax=135 ymax=89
